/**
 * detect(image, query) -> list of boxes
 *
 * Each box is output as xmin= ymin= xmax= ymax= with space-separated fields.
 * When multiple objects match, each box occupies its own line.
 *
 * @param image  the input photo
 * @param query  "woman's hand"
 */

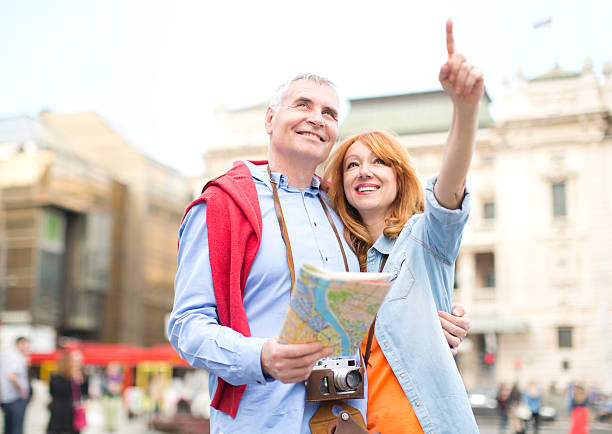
xmin=439 ymin=19 xmax=484 ymax=108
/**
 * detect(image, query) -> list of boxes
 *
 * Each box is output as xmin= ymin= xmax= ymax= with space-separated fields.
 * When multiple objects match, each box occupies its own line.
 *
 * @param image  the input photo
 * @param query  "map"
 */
xmin=279 ymin=264 xmax=392 ymax=356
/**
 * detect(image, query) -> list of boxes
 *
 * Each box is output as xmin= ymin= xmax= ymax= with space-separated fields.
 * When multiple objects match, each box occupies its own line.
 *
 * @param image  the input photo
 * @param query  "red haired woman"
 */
xmin=324 ymin=19 xmax=483 ymax=434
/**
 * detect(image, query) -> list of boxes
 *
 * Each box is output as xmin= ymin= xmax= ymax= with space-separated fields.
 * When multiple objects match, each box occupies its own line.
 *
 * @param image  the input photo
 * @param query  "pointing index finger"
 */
xmin=446 ymin=18 xmax=455 ymax=57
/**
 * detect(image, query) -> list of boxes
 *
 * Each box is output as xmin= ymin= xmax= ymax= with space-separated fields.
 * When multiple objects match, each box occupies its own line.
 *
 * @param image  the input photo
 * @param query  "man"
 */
xmin=1 ymin=337 xmax=30 ymax=434
xmin=168 ymin=74 xmax=469 ymax=433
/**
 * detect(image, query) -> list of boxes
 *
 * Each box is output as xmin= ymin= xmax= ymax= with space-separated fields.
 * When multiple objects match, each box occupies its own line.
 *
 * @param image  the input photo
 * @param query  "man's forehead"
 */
xmin=284 ymin=80 xmax=339 ymax=107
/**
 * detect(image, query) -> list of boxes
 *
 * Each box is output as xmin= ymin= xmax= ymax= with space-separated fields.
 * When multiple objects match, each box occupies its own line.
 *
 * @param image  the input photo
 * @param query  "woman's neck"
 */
xmin=362 ymin=214 xmax=386 ymax=243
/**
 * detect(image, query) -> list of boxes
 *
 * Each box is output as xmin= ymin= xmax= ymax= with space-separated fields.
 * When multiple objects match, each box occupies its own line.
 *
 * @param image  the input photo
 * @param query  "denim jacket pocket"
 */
xmin=386 ymin=260 xmax=415 ymax=302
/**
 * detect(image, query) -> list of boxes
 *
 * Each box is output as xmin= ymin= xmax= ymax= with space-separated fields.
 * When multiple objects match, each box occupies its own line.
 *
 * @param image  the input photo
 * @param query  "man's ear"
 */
xmin=265 ymin=107 xmax=275 ymax=135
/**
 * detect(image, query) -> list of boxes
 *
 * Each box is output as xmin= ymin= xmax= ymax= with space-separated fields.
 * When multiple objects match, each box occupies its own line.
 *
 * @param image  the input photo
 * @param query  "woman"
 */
xmin=569 ymin=384 xmax=589 ymax=434
xmin=48 ymin=352 xmax=86 ymax=434
xmin=324 ymin=20 xmax=482 ymax=433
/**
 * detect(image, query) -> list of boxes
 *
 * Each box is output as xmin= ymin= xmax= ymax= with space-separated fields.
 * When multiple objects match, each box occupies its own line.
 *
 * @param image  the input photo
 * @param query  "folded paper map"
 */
xmin=279 ymin=264 xmax=393 ymax=356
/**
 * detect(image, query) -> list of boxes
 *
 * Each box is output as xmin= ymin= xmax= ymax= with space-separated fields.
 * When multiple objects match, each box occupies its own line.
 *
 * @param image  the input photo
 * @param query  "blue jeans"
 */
xmin=1 ymin=398 xmax=27 ymax=434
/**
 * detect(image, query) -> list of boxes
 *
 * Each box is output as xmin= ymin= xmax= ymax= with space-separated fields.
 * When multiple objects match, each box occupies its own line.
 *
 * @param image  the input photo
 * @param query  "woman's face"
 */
xmin=342 ymin=140 xmax=397 ymax=220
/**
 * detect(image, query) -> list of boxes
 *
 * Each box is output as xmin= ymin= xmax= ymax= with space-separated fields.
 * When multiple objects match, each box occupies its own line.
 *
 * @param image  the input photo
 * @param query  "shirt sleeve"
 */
xmin=167 ymin=203 xmax=268 ymax=386
xmin=423 ymin=175 xmax=471 ymax=265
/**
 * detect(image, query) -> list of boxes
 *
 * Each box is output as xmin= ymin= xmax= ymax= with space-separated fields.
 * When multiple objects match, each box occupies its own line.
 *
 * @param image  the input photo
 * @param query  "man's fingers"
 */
xmin=446 ymin=18 xmax=455 ymax=57
xmin=261 ymin=338 xmax=333 ymax=383
xmin=277 ymin=340 xmax=325 ymax=359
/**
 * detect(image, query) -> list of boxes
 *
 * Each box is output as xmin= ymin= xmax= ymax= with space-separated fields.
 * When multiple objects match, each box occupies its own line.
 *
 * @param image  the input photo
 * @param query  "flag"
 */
xmin=533 ymin=17 xmax=552 ymax=29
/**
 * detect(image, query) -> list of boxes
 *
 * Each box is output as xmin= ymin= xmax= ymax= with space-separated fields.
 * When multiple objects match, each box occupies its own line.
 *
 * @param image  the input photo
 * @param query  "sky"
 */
xmin=1 ymin=0 xmax=611 ymax=177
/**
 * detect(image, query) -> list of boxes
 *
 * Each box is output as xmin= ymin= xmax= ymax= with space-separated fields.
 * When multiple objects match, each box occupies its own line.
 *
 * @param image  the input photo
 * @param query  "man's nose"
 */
xmin=307 ymin=113 xmax=325 ymax=127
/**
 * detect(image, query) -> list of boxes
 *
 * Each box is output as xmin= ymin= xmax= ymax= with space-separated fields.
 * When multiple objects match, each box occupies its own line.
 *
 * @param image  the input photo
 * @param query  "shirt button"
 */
xmin=314 ymin=222 xmax=317 ymax=227
xmin=400 ymin=374 xmax=405 ymax=378
xmin=415 ymin=401 xmax=420 ymax=407
xmin=325 ymin=257 xmax=328 ymax=262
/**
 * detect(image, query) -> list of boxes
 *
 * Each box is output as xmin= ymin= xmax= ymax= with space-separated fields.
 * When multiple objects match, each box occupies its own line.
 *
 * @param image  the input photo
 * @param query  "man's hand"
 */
xmin=261 ymin=338 xmax=333 ymax=383
xmin=439 ymin=19 xmax=484 ymax=107
xmin=438 ymin=304 xmax=471 ymax=356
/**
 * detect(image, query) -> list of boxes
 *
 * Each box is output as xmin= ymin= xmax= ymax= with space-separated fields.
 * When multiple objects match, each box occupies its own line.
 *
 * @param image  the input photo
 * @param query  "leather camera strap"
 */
xmin=267 ymin=166 xmax=349 ymax=292
xmin=363 ymin=253 xmax=388 ymax=368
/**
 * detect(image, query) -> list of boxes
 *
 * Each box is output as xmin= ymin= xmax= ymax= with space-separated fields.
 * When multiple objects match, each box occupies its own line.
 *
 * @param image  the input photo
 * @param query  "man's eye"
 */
xmin=324 ymin=110 xmax=337 ymax=120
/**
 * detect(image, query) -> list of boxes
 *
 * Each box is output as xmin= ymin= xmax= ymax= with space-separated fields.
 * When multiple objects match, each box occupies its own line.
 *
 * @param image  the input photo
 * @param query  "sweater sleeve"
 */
xmin=168 ymin=203 xmax=268 ymax=386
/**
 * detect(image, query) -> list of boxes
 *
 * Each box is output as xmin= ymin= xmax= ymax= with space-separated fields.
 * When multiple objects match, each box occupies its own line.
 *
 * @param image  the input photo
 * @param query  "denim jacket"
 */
xmin=366 ymin=176 xmax=479 ymax=434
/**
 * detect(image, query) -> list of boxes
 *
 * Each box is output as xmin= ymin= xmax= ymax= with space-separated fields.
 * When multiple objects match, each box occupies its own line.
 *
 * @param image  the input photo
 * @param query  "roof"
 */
xmin=340 ymin=90 xmax=493 ymax=137
xmin=530 ymin=65 xmax=581 ymax=82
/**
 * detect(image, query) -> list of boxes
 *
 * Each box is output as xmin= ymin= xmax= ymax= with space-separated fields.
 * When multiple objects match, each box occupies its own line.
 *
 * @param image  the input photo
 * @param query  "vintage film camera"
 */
xmin=305 ymin=357 xmax=364 ymax=401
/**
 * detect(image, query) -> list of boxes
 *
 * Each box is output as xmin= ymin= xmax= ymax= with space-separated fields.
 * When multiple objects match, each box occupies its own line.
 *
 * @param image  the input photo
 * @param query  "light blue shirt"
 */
xmin=367 ymin=176 xmax=479 ymax=434
xmin=168 ymin=162 xmax=364 ymax=433
xmin=0 ymin=349 xmax=29 ymax=403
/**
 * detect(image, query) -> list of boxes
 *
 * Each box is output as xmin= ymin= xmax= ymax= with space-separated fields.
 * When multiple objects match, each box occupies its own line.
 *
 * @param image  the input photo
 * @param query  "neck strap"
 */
xmin=363 ymin=253 xmax=388 ymax=368
xmin=267 ymin=166 xmax=349 ymax=291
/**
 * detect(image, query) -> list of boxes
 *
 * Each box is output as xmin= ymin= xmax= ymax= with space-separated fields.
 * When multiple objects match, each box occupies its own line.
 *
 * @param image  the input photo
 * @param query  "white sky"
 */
xmin=1 ymin=0 xmax=611 ymax=176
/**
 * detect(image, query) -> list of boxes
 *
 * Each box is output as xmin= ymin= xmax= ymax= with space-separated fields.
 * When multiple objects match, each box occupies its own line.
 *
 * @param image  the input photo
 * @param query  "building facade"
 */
xmin=203 ymin=62 xmax=612 ymax=393
xmin=0 ymin=112 xmax=192 ymax=348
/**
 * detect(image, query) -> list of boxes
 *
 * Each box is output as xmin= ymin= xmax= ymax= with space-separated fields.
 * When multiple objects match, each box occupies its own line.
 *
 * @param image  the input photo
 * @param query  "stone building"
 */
xmin=0 ymin=112 xmax=192 ymax=347
xmin=202 ymin=62 xmax=612 ymax=392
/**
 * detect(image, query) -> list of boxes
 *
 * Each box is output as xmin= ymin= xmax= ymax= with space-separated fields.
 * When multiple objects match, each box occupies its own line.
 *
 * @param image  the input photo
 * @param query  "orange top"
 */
xmin=361 ymin=332 xmax=424 ymax=434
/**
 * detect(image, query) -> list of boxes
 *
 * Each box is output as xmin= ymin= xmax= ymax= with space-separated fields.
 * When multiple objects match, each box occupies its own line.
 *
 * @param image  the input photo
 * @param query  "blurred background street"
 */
xmin=2 ymin=384 xmax=611 ymax=434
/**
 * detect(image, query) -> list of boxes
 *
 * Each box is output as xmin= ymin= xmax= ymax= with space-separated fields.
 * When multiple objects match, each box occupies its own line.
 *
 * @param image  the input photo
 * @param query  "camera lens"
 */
xmin=334 ymin=368 xmax=362 ymax=391
xmin=345 ymin=370 xmax=362 ymax=390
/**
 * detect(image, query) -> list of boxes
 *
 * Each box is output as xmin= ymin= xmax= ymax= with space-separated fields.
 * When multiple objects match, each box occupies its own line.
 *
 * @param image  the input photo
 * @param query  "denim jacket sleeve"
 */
xmin=423 ymin=175 xmax=471 ymax=265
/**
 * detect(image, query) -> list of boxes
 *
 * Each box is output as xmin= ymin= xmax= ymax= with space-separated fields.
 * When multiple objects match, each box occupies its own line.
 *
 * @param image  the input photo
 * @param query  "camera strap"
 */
xmin=267 ymin=166 xmax=349 ymax=291
xmin=363 ymin=254 xmax=388 ymax=368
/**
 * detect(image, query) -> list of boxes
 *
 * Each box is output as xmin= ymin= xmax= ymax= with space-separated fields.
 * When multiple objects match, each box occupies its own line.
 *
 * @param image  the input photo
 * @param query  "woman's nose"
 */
xmin=358 ymin=164 xmax=372 ymax=178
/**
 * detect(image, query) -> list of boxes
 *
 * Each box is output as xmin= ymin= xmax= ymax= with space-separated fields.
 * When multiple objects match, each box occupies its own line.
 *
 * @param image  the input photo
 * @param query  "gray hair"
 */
xmin=269 ymin=74 xmax=338 ymax=112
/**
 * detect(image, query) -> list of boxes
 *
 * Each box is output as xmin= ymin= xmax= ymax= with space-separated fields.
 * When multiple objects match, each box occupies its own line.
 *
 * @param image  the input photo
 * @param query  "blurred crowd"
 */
xmin=0 ymin=336 xmax=211 ymax=434
xmin=494 ymin=380 xmax=612 ymax=434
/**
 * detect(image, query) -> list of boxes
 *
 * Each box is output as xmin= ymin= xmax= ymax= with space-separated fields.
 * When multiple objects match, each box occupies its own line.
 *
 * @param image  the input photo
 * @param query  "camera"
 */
xmin=305 ymin=357 xmax=364 ymax=402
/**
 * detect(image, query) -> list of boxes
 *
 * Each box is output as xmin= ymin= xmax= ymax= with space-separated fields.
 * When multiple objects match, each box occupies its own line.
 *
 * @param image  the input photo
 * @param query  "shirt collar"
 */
xmin=370 ymin=233 xmax=395 ymax=256
xmin=245 ymin=161 xmax=321 ymax=194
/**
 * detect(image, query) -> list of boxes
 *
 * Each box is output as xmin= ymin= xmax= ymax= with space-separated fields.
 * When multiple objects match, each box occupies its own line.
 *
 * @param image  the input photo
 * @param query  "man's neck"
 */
xmin=268 ymin=156 xmax=317 ymax=190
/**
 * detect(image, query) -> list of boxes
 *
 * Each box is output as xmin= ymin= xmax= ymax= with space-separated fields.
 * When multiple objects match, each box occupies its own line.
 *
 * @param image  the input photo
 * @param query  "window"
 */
xmin=558 ymin=327 xmax=573 ymax=348
xmin=475 ymin=252 xmax=496 ymax=288
xmin=552 ymin=181 xmax=567 ymax=217
xmin=483 ymin=201 xmax=495 ymax=220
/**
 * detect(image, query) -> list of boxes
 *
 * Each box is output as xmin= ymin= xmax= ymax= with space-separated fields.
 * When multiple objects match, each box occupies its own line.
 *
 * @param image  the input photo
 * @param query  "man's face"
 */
xmin=265 ymin=80 xmax=339 ymax=166
xmin=17 ymin=339 xmax=30 ymax=355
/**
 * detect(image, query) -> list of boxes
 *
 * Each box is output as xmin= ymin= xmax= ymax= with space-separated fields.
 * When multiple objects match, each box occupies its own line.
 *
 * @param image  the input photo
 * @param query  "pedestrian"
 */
xmin=47 ymin=351 xmax=87 ymax=434
xmin=497 ymin=383 xmax=512 ymax=433
xmin=568 ymin=384 xmax=589 ymax=434
xmin=524 ymin=382 xmax=542 ymax=433
xmin=0 ymin=337 xmax=30 ymax=434
xmin=102 ymin=362 xmax=123 ymax=432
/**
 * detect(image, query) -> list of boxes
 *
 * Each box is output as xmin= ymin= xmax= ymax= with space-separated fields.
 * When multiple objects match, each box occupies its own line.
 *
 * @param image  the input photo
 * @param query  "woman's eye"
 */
xmin=374 ymin=158 xmax=386 ymax=165
xmin=346 ymin=161 xmax=358 ymax=169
